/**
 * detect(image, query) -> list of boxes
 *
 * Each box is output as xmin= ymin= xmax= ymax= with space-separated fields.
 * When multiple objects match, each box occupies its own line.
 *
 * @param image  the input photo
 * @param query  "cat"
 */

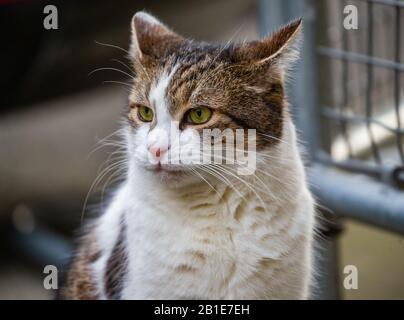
xmin=60 ymin=11 xmax=315 ymax=300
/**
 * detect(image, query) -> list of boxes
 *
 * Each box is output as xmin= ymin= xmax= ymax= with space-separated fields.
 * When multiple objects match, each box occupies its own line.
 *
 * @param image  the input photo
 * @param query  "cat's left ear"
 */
xmin=130 ymin=11 xmax=184 ymax=61
xmin=233 ymin=19 xmax=302 ymax=68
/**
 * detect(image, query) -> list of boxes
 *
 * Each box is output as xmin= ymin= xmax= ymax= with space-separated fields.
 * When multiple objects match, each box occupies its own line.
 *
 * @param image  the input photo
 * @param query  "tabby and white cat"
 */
xmin=61 ymin=12 xmax=315 ymax=300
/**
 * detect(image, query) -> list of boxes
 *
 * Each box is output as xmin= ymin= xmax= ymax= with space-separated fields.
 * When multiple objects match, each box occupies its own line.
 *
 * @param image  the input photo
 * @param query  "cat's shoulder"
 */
xmin=59 ymin=229 xmax=101 ymax=299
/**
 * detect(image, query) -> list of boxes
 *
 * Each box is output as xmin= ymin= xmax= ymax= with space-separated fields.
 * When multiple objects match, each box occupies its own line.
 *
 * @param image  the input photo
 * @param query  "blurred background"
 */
xmin=0 ymin=0 xmax=403 ymax=299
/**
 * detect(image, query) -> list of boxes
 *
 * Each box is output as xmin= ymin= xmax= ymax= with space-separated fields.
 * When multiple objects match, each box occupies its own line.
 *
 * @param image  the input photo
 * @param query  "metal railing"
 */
xmin=317 ymin=0 xmax=404 ymax=182
xmin=259 ymin=0 xmax=404 ymax=299
xmin=312 ymin=0 xmax=404 ymax=231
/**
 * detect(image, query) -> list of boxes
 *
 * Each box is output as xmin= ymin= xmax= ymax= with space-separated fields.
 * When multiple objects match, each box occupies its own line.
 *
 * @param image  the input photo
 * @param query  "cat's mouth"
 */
xmin=145 ymin=163 xmax=186 ymax=180
xmin=150 ymin=162 xmax=182 ymax=171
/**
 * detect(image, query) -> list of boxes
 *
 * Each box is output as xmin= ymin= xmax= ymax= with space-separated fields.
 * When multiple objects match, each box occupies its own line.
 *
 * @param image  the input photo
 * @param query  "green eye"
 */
xmin=188 ymin=106 xmax=212 ymax=124
xmin=138 ymin=106 xmax=154 ymax=122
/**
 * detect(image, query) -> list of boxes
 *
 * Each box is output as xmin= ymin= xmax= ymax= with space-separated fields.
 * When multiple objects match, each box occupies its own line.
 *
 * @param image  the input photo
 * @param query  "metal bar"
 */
xmin=303 ymin=0 xmax=340 ymax=300
xmin=303 ymin=0 xmax=341 ymax=300
xmin=394 ymin=5 xmax=404 ymax=163
xmin=316 ymin=151 xmax=404 ymax=188
xmin=309 ymin=164 xmax=404 ymax=235
xmin=340 ymin=0 xmax=353 ymax=157
xmin=317 ymin=151 xmax=381 ymax=178
xmin=322 ymin=106 xmax=404 ymax=134
xmin=302 ymin=0 xmax=340 ymax=300
xmin=295 ymin=0 xmax=324 ymax=158
xmin=317 ymin=47 xmax=404 ymax=72
xmin=311 ymin=215 xmax=342 ymax=300
xmin=365 ymin=1 xmax=382 ymax=163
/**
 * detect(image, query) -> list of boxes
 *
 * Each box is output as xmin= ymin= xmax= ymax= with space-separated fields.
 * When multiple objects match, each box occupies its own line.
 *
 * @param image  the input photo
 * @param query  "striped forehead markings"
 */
xmin=148 ymin=65 xmax=179 ymax=126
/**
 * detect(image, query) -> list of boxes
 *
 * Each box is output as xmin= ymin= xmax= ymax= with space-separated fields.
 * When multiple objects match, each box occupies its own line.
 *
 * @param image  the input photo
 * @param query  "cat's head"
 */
xmin=125 ymin=12 xmax=301 ymax=184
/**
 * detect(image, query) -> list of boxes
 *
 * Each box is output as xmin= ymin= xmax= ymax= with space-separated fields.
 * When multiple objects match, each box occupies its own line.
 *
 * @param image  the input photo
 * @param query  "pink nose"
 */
xmin=148 ymin=145 xmax=168 ymax=160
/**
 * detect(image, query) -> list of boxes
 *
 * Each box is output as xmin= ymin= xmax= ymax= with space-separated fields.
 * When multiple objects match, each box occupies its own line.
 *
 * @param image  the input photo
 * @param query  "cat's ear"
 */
xmin=233 ymin=19 xmax=302 ymax=67
xmin=130 ymin=12 xmax=184 ymax=61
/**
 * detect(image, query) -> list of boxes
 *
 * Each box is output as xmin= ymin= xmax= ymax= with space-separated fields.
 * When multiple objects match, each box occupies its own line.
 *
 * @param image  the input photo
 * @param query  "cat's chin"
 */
xmin=143 ymin=164 xmax=188 ymax=184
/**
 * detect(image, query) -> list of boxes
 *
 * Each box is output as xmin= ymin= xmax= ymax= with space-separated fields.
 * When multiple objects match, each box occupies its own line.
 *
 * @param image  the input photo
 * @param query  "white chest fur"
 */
xmin=95 ymin=171 xmax=314 ymax=299
xmin=93 ymin=123 xmax=315 ymax=300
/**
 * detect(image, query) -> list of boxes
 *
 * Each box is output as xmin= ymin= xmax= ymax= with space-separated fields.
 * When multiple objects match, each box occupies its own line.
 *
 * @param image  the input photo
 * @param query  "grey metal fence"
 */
xmin=259 ymin=0 xmax=404 ymax=299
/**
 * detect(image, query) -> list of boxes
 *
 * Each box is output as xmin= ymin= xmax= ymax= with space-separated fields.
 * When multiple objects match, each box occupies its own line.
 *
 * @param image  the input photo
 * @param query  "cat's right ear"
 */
xmin=130 ymin=12 xmax=184 ymax=61
xmin=233 ymin=19 xmax=302 ymax=69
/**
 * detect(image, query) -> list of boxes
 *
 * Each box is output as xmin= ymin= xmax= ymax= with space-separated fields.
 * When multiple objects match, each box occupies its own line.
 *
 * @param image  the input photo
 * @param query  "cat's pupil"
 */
xmin=196 ymin=109 xmax=202 ymax=117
